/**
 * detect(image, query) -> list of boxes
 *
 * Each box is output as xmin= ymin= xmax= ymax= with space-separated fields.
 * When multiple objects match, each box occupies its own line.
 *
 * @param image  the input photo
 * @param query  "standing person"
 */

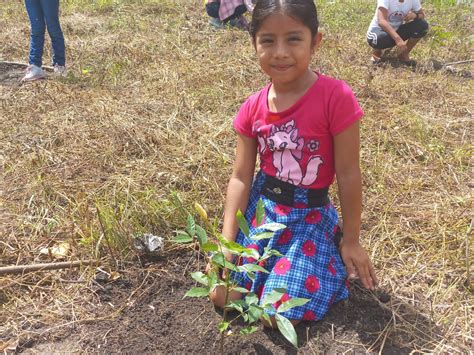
xmin=209 ymin=0 xmax=377 ymax=326
xmin=205 ymin=0 xmax=254 ymax=30
xmin=366 ymin=0 xmax=429 ymax=66
xmin=22 ymin=0 xmax=66 ymax=81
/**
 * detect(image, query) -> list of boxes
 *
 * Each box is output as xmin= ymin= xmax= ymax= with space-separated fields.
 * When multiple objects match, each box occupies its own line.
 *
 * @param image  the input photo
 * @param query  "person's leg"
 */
xmin=25 ymin=0 xmax=46 ymax=67
xmin=223 ymin=4 xmax=246 ymax=22
xmin=367 ymin=28 xmax=395 ymax=63
xmin=205 ymin=2 xmax=220 ymax=19
xmin=41 ymin=0 xmax=65 ymax=66
xmin=395 ymin=19 xmax=429 ymax=62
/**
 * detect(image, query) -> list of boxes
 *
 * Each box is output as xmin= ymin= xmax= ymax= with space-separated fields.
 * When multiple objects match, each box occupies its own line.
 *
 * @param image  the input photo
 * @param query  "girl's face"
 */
xmin=253 ymin=11 xmax=321 ymax=88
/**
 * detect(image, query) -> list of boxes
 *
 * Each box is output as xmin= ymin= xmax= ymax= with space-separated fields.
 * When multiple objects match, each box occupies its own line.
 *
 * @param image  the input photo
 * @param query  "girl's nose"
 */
xmin=274 ymin=40 xmax=288 ymax=58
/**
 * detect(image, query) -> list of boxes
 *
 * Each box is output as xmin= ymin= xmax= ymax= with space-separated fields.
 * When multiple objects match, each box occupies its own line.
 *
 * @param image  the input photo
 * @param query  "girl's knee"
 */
xmin=209 ymin=286 xmax=227 ymax=308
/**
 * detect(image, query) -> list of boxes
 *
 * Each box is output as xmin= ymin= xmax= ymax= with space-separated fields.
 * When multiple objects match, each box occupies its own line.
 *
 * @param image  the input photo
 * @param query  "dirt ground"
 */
xmin=9 ymin=247 xmax=445 ymax=354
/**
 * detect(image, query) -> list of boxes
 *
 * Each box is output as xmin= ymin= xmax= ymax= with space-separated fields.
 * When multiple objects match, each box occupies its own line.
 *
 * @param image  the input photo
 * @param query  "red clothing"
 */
xmin=233 ymin=74 xmax=363 ymax=189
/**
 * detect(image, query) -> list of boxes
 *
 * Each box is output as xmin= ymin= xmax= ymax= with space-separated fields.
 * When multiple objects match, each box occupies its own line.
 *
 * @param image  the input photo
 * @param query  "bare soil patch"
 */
xmin=13 ymin=250 xmax=445 ymax=354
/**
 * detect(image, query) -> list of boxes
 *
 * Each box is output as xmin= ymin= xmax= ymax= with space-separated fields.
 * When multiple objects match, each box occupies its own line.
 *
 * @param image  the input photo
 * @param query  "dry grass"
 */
xmin=1 ymin=0 xmax=473 ymax=352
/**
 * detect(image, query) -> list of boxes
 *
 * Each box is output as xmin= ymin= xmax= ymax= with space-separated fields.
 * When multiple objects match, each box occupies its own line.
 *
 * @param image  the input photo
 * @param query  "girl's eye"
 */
xmin=289 ymin=37 xmax=301 ymax=42
xmin=261 ymin=39 xmax=273 ymax=44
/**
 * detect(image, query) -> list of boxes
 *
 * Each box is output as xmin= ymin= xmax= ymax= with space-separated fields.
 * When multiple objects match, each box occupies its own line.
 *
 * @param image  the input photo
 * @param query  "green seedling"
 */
xmin=173 ymin=199 xmax=309 ymax=352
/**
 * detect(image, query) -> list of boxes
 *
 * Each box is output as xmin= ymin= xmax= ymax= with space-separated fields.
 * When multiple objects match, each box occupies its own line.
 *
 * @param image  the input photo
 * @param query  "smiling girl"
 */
xmin=209 ymin=0 xmax=377 ymax=327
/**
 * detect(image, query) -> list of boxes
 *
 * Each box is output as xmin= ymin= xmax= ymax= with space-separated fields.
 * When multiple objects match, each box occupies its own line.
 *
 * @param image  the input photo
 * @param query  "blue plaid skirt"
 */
xmin=231 ymin=171 xmax=349 ymax=321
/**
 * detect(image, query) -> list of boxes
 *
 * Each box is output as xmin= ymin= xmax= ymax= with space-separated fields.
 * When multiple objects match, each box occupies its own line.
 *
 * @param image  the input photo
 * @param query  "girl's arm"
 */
xmin=377 ymin=7 xmax=408 ymax=53
xmin=334 ymin=121 xmax=377 ymax=290
xmin=222 ymin=134 xmax=257 ymax=242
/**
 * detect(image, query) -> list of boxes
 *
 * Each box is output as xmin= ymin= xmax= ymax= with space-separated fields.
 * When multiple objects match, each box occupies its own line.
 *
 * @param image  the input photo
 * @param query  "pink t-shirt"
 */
xmin=233 ymin=74 xmax=363 ymax=189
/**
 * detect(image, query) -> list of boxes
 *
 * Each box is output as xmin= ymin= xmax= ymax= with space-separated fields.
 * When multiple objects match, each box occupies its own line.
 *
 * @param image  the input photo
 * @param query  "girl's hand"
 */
xmin=339 ymin=239 xmax=377 ymax=290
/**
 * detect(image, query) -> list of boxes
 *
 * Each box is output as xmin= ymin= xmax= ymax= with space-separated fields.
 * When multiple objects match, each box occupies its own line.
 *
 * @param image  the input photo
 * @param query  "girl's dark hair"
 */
xmin=250 ymin=0 xmax=319 ymax=39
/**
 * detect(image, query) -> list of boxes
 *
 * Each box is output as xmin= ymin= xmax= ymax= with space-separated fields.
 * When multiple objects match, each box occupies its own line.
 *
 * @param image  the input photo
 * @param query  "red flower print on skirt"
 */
xmin=304 ymin=210 xmax=322 ymax=224
xmin=305 ymin=275 xmax=320 ymax=293
xmin=302 ymin=240 xmax=317 ymax=257
xmin=245 ymin=244 xmax=259 ymax=263
xmin=245 ymin=281 xmax=252 ymax=290
xmin=277 ymin=228 xmax=293 ymax=245
xmin=302 ymin=310 xmax=317 ymax=321
xmin=257 ymin=285 xmax=264 ymax=300
xmin=328 ymin=256 xmax=337 ymax=276
xmin=294 ymin=202 xmax=307 ymax=209
xmin=274 ymin=257 xmax=291 ymax=275
xmin=274 ymin=204 xmax=292 ymax=216
xmin=273 ymin=292 xmax=291 ymax=310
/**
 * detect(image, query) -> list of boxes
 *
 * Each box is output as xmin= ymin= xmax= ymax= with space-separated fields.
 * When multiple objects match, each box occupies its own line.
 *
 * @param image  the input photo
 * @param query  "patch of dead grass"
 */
xmin=1 ymin=0 xmax=473 ymax=352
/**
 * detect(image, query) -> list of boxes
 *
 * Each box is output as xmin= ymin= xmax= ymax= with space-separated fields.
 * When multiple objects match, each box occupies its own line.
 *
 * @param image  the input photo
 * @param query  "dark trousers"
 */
xmin=367 ymin=18 xmax=429 ymax=49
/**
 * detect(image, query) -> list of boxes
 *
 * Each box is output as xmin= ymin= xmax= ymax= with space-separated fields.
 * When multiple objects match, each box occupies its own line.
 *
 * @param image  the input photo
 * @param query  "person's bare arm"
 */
xmin=377 ymin=7 xmax=407 ymax=53
xmin=222 ymin=134 xmax=257 ymax=242
xmin=334 ymin=121 xmax=377 ymax=290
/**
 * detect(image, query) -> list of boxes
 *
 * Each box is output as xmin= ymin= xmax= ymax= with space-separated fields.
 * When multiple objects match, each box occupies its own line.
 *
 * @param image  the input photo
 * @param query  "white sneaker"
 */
xmin=22 ymin=64 xmax=46 ymax=81
xmin=53 ymin=64 xmax=67 ymax=77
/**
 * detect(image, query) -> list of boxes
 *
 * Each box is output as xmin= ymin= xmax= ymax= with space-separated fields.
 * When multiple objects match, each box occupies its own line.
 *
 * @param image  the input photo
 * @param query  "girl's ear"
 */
xmin=311 ymin=32 xmax=323 ymax=52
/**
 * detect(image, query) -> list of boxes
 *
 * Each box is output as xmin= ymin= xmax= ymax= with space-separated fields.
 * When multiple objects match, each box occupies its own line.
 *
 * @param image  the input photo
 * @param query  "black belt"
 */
xmin=260 ymin=174 xmax=330 ymax=208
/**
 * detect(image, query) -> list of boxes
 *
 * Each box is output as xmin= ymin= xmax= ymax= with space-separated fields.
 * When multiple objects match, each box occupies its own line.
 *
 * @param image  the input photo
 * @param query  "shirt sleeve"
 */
xmin=328 ymin=81 xmax=364 ymax=136
xmin=412 ymin=0 xmax=422 ymax=11
xmin=233 ymin=97 xmax=256 ymax=138
xmin=377 ymin=0 xmax=390 ymax=10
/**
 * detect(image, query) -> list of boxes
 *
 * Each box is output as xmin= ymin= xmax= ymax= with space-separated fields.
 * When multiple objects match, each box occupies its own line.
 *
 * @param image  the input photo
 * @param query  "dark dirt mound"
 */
xmin=18 ymin=250 xmax=443 ymax=354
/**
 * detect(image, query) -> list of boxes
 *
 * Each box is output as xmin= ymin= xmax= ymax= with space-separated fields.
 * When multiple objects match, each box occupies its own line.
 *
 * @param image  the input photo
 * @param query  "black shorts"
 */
xmin=367 ymin=18 xmax=429 ymax=49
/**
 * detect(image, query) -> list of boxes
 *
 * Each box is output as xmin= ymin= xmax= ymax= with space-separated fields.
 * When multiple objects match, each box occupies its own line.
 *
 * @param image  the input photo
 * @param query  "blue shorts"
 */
xmin=230 ymin=171 xmax=349 ymax=321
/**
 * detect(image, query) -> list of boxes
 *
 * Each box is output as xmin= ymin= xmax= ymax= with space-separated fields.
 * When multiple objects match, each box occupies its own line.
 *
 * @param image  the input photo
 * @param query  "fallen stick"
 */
xmin=444 ymin=59 xmax=474 ymax=66
xmin=0 ymin=60 xmax=54 ymax=71
xmin=0 ymin=260 xmax=98 ymax=276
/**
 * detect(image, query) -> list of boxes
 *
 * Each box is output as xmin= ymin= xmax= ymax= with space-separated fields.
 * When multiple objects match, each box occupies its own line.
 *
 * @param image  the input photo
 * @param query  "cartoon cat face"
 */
xmin=267 ymin=130 xmax=300 ymax=151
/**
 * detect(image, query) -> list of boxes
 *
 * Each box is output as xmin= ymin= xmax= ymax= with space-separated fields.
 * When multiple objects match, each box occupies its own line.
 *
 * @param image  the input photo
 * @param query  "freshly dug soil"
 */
xmin=18 ymin=250 xmax=439 ymax=354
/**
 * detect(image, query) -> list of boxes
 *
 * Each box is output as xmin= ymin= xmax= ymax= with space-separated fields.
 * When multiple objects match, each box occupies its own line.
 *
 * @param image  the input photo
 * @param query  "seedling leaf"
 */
xmin=262 ymin=288 xmax=287 ymax=306
xmin=236 ymin=209 xmax=250 ymax=237
xmin=185 ymin=287 xmax=209 ymax=297
xmin=277 ymin=297 xmax=310 ymax=313
xmin=275 ymin=313 xmax=298 ymax=348
xmin=245 ymin=292 xmax=259 ymax=306
xmin=238 ymin=264 xmax=269 ymax=274
xmin=250 ymin=231 xmax=274 ymax=240
xmin=259 ymin=223 xmax=286 ymax=232
xmin=202 ymin=242 xmax=218 ymax=252
xmin=211 ymin=253 xmax=238 ymax=271
xmin=190 ymin=271 xmax=208 ymax=286
xmin=218 ymin=321 xmax=230 ymax=333
xmin=248 ymin=304 xmax=264 ymax=323
xmin=195 ymin=225 xmax=207 ymax=247
xmin=240 ymin=325 xmax=258 ymax=335
xmin=256 ymin=199 xmax=265 ymax=226
xmin=173 ymin=231 xmax=193 ymax=243
xmin=186 ymin=214 xmax=196 ymax=236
